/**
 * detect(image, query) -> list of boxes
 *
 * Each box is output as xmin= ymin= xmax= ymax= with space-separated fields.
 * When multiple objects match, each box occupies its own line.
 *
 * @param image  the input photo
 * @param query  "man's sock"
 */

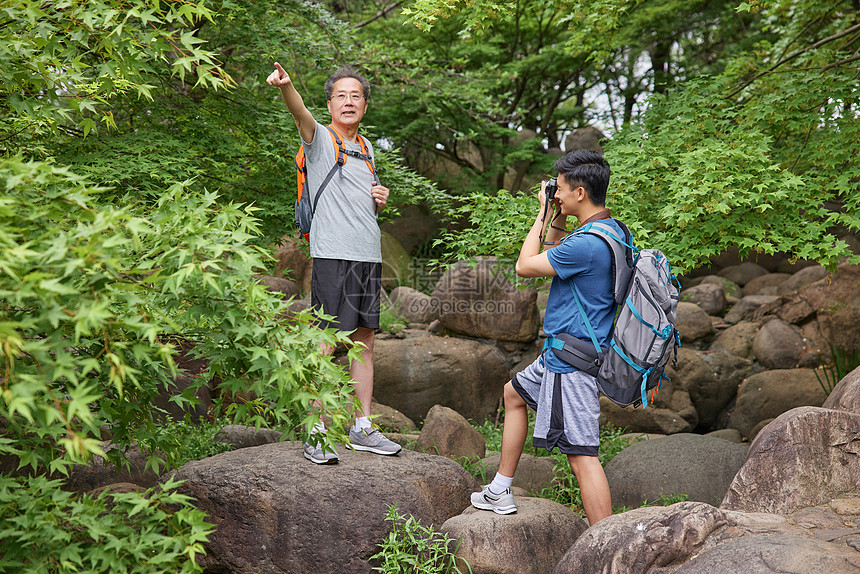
xmin=352 ymin=416 xmax=372 ymax=432
xmin=488 ymin=472 xmax=514 ymax=495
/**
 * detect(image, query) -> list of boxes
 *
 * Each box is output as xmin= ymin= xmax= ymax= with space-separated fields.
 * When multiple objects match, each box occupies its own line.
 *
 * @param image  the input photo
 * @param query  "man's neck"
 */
xmin=575 ymin=206 xmax=610 ymax=227
xmin=331 ymin=122 xmax=360 ymax=143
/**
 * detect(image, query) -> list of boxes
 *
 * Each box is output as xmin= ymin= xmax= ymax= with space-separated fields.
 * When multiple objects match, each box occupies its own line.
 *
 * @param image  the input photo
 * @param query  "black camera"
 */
xmin=545 ymin=177 xmax=558 ymax=201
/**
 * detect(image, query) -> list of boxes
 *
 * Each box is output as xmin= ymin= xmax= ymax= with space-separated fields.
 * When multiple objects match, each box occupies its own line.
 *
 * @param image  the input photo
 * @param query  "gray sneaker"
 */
xmin=471 ymin=485 xmax=517 ymax=515
xmin=303 ymin=439 xmax=339 ymax=464
xmin=347 ymin=427 xmax=402 ymax=455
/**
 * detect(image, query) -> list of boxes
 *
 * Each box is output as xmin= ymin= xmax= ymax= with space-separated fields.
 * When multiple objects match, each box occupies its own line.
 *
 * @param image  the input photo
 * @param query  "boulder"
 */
xmin=552 ymin=502 xmax=731 ymax=574
xmin=681 ymin=283 xmax=726 ymax=316
xmin=676 ymin=302 xmax=714 ymax=343
xmin=564 ymin=126 xmax=606 ymax=153
xmin=442 ymin=497 xmax=589 ymax=574
xmin=697 ymin=275 xmax=742 ymax=301
xmin=65 ymin=445 xmax=160 ymax=493
xmin=674 ymin=535 xmax=860 ymax=573
xmin=604 ymin=434 xmax=748 ymax=509
xmin=216 ymin=425 xmax=281 ymax=449
xmin=381 ymin=231 xmax=413 ymax=290
xmin=254 ymin=274 xmax=300 ymax=299
xmin=417 ymin=404 xmax=486 ymax=460
xmin=373 ymin=336 xmax=510 ymax=423
xmin=553 ymin=499 xmax=860 ymax=574
xmin=823 ymin=365 xmax=860 ymax=413
xmin=741 ymin=272 xmax=790 ymax=296
xmin=599 ymin=382 xmax=698 ymax=435
xmin=775 ymin=264 xmax=828 ymax=296
xmin=169 ymin=443 xmax=479 ymax=574
xmin=380 ymin=203 xmax=440 ymax=255
xmin=709 ymin=321 xmax=758 ymax=359
xmin=718 ymin=262 xmax=768 ymax=286
xmin=723 ymin=295 xmax=779 ymax=324
xmin=479 ymin=452 xmax=557 ymax=495
xmin=722 ymin=406 xmax=860 ymax=514
xmin=728 ymin=369 xmax=826 ymax=438
xmin=777 ymin=262 xmax=860 ymax=352
xmin=751 ymin=318 xmax=805 ymax=369
xmin=368 ymin=400 xmax=417 ymax=432
xmin=669 ymin=348 xmax=756 ymax=429
xmin=389 ymin=285 xmax=439 ymax=324
xmin=704 ymin=428 xmax=743 ymax=443
xmin=432 ymin=257 xmax=540 ymax=342
xmin=273 ymin=235 xmax=312 ymax=293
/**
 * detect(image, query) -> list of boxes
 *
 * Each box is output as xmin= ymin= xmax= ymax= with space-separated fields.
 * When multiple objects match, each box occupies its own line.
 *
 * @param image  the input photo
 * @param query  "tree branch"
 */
xmin=727 ymin=23 xmax=860 ymax=99
xmin=353 ymin=1 xmax=402 ymax=29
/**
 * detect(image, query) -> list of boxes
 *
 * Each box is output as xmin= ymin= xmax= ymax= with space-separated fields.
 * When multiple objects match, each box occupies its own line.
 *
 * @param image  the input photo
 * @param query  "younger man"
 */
xmin=471 ymin=149 xmax=620 ymax=525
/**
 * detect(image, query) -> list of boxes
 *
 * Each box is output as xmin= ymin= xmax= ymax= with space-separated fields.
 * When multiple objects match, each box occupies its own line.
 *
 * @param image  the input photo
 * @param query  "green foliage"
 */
xmin=815 ymin=343 xmax=860 ymax=397
xmin=154 ymin=419 xmax=235 ymax=469
xmin=371 ymin=505 xmax=471 ymax=574
xmin=0 ymin=475 xmax=213 ymax=573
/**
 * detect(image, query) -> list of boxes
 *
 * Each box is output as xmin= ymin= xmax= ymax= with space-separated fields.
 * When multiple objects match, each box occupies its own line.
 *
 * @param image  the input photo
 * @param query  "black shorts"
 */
xmin=311 ymin=258 xmax=381 ymax=331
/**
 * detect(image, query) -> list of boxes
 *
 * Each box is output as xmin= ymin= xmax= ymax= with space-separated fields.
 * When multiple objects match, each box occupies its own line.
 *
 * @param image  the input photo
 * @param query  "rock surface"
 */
xmin=169 ymin=442 xmax=478 ymax=574
xmin=417 ymin=404 xmax=486 ymax=460
xmin=722 ymin=406 xmax=860 ymax=514
xmin=442 ymin=497 xmax=589 ymax=574
xmin=728 ymin=369 xmax=826 ymax=438
xmin=605 ymin=434 xmax=748 ymax=508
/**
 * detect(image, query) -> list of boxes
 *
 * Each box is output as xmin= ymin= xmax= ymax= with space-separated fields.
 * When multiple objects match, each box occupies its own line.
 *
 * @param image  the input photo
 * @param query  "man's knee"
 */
xmin=350 ymin=327 xmax=375 ymax=353
xmin=504 ymin=380 xmax=525 ymax=409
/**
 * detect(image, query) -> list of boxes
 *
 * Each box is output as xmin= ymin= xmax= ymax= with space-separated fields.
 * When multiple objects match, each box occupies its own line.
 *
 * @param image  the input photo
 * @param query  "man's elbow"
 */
xmin=515 ymin=261 xmax=537 ymax=278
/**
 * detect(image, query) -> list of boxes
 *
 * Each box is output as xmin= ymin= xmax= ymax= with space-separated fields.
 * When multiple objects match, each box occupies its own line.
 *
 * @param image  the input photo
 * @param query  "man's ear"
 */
xmin=576 ymin=186 xmax=587 ymax=201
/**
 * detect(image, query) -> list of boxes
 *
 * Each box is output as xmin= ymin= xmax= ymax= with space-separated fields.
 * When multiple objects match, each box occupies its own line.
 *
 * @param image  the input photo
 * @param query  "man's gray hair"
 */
xmin=325 ymin=67 xmax=371 ymax=101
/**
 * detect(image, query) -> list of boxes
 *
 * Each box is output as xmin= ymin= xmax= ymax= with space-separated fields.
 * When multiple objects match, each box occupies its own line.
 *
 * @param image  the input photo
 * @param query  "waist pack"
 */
xmin=294 ymin=125 xmax=378 ymax=241
xmin=546 ymin=220 xmax=681 ymax=407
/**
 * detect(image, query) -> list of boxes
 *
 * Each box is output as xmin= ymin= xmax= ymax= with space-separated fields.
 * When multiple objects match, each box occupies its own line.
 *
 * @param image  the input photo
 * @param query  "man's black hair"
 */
xmin=325 ymin=67 xmax=371 ymax=101
xmin=553 ymin=149 xmax=610 ymax=206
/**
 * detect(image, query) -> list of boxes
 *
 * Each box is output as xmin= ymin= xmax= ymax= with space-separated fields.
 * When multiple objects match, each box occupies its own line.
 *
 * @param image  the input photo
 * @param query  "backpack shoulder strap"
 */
xmin=574 ymin=220 xmax=636 ymax=305
xmin=307 ymin=126 xmax=347 ymax=215
xmin=356 ymin=134 xmax=381 ymax=185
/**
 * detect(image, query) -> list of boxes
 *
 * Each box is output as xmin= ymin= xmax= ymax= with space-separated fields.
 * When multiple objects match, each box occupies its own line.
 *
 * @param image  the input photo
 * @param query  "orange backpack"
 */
xmin=294 ymin=125 xmax=379 ymax=240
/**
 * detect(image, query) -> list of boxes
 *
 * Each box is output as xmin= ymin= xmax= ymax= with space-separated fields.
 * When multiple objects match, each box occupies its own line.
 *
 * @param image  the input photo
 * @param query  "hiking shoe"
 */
xmin=347 ymin=427 xmax=402 ymax=455
xmin=303 ymin=440 xmax=339 ymax=465
xmin=471 ymin=485 xmax=517 ymax=515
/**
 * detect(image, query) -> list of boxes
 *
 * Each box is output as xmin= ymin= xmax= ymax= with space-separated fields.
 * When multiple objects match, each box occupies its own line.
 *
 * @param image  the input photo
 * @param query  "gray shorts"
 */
xmin=512 ymin=355 xmax=600 ymax=456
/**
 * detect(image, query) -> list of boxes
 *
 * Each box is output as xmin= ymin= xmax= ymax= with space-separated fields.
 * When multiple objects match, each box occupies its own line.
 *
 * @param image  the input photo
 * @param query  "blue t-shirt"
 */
xmin=543 ymin=218 xmax=623 ymax=373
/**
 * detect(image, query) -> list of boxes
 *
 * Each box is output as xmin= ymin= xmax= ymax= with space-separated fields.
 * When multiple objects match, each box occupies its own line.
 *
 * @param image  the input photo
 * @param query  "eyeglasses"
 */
xmin=331 ymin=92 xmax=365 ymax=103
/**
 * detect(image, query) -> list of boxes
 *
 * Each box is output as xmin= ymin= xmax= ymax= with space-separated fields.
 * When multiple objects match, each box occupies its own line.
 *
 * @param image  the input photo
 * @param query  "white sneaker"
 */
xmin=347 ymin=427 xmax=402 ymax=455
xmin=471 ymin=485 xmax=517 ymax=515
xmin=303 ymin=439 xmax=339 ymax=464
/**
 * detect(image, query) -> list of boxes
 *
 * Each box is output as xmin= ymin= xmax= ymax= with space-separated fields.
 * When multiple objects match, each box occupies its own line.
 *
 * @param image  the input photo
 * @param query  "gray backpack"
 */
xmin=547 ymin=221 xmax=681 ymax=407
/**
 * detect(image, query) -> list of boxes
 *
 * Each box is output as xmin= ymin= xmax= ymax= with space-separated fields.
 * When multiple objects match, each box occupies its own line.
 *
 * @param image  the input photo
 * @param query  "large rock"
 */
xmin=442 ymin=497 xmax=589 ymax=574
xmin=273 ymin=235 xmax=312 ymax=293
xmin=389 ymin=285 xmax=439 ymax=324
xmin=668 ymin=349 xmax=756 ymax=429
xmin=552 ymin=502 xmax=731 ymax=574
xmin=432 ymin=257 xmax=540 ymax=342
xmin=723 ymin=295 xmax=779 ymax=324
xmin=741 ymin=272 xmax=790 ymax=296
xmin=722 ymin=406 xmax=860 ymax=514
xmin=417 ymin=404 xmax=486 ymax=460
xmin=599 ymin=376 xmax=698 ymax=435
xmin=697 ymin=275 xmax=742 ymax=301
xmin=373 ymin=336 xmax=510 ymax=423
xmin=674 ymin=535 xmax=860 ymax=573
xmin=823 ymin=365 xmax=860 ymax=413
xmin=777 ymin=262 xmax=860 ymax=351
xmin=169 ymin=443 xmax=479 ymax=574
xmin=709 ymin=321 xmax=759 ymax=359
xmin=728 ymin=369 xmax=826 ymax=438
xmin=681 ymin=283 xmax=726 ymax=316
xmin=604 ymin=434 xmax=748 ymax=509
xmin=380 ymin=231 xmax=413 ymax=290
xmin=65 ymin=445 xmax=160 ymax=493
xmin=718 ymin=262 xmax=768 ymax=286
xmin=380 ymin=203 xmax=440 ymax=255
xmin=751 ymin=318 xmax=805 ymax=369
xmin=676 ymin=302 xmax=714 ymax=343
xmin=775 ymin=264 xmax=828 ymax=296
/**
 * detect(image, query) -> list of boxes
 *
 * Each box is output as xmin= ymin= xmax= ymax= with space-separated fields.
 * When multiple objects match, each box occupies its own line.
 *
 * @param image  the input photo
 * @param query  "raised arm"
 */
xmin=266 ymin=62 xmax=317 ymax=144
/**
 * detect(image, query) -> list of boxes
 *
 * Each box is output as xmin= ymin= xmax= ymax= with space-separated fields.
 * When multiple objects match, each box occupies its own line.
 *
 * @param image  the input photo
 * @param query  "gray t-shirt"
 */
xmin=303 ymin=121 xmax=381 ymax=263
